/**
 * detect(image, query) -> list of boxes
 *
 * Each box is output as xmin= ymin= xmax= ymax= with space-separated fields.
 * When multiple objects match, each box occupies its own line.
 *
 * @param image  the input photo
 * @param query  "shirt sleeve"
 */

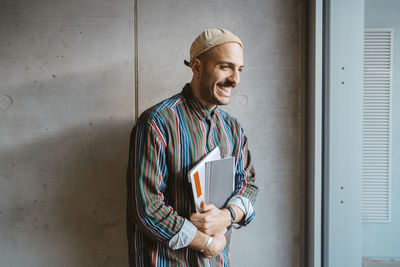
xmin=227 ymin=195 xmax=255 ymax=227
xmin=229 ymin=126 xmax=259 ymax=226
xmin=126 ymin=119 xmax=187 ymax=245
xmin=168 ymin=219 xmax=198 ymax=250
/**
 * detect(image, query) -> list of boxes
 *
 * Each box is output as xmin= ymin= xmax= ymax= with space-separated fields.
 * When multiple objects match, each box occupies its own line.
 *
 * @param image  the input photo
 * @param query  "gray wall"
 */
xmin=0 ymin=0 xmax=133 ymax=266
xmin=0 ymin=0 xmax=305 ymax=266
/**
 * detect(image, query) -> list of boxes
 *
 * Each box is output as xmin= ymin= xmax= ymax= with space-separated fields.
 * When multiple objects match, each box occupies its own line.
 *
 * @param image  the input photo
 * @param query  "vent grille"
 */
xmin=362 ymin=29 xmax=392 ymax=222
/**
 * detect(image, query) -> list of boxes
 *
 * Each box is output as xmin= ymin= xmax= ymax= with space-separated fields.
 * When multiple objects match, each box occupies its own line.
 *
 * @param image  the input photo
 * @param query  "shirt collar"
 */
xmin=182 ymin=83 xmax=217 ymax=120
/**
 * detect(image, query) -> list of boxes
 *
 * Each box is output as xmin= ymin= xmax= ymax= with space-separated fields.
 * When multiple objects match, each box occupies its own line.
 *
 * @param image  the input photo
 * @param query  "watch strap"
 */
xmin=226 ymin=206 xmax=236 ymax=224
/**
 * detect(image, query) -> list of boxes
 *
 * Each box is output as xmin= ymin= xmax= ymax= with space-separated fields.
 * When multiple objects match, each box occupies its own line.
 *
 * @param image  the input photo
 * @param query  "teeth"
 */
xmin=218 ymin=86 xmax=232 ymax=96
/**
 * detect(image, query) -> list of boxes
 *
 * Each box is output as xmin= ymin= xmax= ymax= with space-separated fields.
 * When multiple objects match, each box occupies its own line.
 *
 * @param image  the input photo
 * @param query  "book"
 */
xmin=188 ymin=147 xmax=221 ymax=212
xmin=205 ymin=157 xmax=235 ymax=209
xmin=188 ymin=147 xmax=235 ymax=212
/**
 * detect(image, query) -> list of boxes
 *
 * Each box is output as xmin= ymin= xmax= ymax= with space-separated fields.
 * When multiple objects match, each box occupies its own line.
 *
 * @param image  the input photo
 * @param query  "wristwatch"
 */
xmin=205 ymin=236 xmax=213 ymax=248
xmin=226 ymin=206 xmax=236 ymax=224
xmin=201 ymin=236 xmax=213 ymax=252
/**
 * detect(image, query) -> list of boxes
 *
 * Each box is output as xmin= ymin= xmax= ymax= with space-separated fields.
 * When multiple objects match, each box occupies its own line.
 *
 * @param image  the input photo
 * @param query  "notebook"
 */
xmin=188 ymin=147 xmax=235 ymax=212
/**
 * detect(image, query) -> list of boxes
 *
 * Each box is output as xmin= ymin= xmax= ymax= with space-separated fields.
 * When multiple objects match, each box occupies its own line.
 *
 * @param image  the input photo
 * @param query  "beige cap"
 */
xmin=184 ymin=28 xmax=243 ymax=66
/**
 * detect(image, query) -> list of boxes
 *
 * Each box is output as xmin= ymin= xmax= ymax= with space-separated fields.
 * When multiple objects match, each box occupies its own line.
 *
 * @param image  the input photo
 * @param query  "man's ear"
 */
xmin=191 ymin=58 xmax=202 ymax=78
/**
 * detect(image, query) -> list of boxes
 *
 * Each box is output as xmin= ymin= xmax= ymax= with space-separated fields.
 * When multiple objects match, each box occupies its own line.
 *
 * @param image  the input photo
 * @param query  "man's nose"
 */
xmin=229 ymin=69 xmax=240 ymax=85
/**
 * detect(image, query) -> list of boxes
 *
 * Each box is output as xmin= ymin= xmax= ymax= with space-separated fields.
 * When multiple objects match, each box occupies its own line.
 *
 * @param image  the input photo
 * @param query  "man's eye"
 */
xmin=220 ymin=65 xmax=229 ymax=69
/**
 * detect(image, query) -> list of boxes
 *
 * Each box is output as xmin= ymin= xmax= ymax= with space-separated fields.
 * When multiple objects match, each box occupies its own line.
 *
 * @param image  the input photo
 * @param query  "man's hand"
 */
xmin=188 ymin=228 xmax=227 ymax=258
xmin=202 ymin=231 xmax=227 ymax=258
xmin=190 ymin=201 xmax=231 ymax=236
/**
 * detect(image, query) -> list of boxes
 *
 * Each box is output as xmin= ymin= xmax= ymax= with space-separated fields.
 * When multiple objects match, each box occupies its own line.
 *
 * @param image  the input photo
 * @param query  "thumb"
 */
xmin=201 ymin=202 xmax=215 ymax=212
xmin=200 ymin=201 xmax=206 ymax=211
xmin=200 ymin=201 xmax=213 ymax=213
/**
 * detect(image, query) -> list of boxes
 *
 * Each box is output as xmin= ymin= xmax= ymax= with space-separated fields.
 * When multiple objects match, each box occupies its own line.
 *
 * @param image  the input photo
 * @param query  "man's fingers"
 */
xmin=213 ymin=228 xmax=227 ymax=237
xmin=190 ymin=213 xmax=201 ymax=221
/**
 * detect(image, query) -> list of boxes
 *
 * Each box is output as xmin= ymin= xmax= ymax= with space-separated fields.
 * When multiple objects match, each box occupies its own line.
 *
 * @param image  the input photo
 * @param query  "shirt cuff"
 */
xmin=227 ymin=195 xmax=255 ymax=227
xmin=168 ymin=219 xmax=197 ymax=250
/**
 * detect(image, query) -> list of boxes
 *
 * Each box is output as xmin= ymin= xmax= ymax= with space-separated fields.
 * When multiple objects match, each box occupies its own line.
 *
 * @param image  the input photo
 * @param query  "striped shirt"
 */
xmin=126 ymin=84 xmax=258 ymax=266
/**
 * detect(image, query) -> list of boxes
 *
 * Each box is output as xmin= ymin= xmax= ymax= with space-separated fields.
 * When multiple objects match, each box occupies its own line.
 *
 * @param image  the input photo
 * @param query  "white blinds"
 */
xmin=362 ymin=29 xmax=392 ymax=222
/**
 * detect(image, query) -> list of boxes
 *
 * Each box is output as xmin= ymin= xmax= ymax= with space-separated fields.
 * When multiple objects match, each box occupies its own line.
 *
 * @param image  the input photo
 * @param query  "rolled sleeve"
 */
xmin=168 ymin=219 xmax=198 ymax=250
xmin=227 ymin=195 xmax=255 ymax=227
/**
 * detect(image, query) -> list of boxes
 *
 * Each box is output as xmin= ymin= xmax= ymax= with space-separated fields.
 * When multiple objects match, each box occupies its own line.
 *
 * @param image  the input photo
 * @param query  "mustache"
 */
xmin=217 ymin=80 xmax=236 ymax=88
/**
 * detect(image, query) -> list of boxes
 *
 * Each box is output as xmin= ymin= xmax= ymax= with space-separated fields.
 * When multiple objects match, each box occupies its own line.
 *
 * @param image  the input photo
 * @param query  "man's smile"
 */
xmin=216 ymin=81 xmax=235 ymax=97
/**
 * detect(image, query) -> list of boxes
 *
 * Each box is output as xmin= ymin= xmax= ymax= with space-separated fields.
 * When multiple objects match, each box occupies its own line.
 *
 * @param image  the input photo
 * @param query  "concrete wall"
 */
xmin=363 ymin=0 xmax=400 ymax=259
xmin=0 ymin=0 xmax=305 ymax=266
xmin=0 ymin=0 xmax=133 ymax=266
xmin=137 ymin=1 xmax=305 ymax=266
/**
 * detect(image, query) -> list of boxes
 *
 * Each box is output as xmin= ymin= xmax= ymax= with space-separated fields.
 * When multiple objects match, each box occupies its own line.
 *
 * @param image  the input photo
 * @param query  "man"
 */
xmin=126 ymin=28 xmax=258 ymax=266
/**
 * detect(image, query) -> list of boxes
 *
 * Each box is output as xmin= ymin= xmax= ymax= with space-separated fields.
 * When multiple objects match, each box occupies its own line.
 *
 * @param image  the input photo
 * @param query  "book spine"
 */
xmin=205 ymin=162 xmax=211 ymax=204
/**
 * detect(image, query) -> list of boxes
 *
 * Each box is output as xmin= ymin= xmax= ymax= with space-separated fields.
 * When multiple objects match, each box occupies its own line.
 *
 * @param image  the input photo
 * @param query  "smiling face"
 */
xmin=193 ymin=42 xmax=244 ymax=109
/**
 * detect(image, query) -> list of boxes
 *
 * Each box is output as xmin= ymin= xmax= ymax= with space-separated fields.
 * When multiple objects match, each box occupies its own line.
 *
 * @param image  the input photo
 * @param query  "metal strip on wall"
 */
xmin=362 ymin=28 xmax=392 ymax=222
